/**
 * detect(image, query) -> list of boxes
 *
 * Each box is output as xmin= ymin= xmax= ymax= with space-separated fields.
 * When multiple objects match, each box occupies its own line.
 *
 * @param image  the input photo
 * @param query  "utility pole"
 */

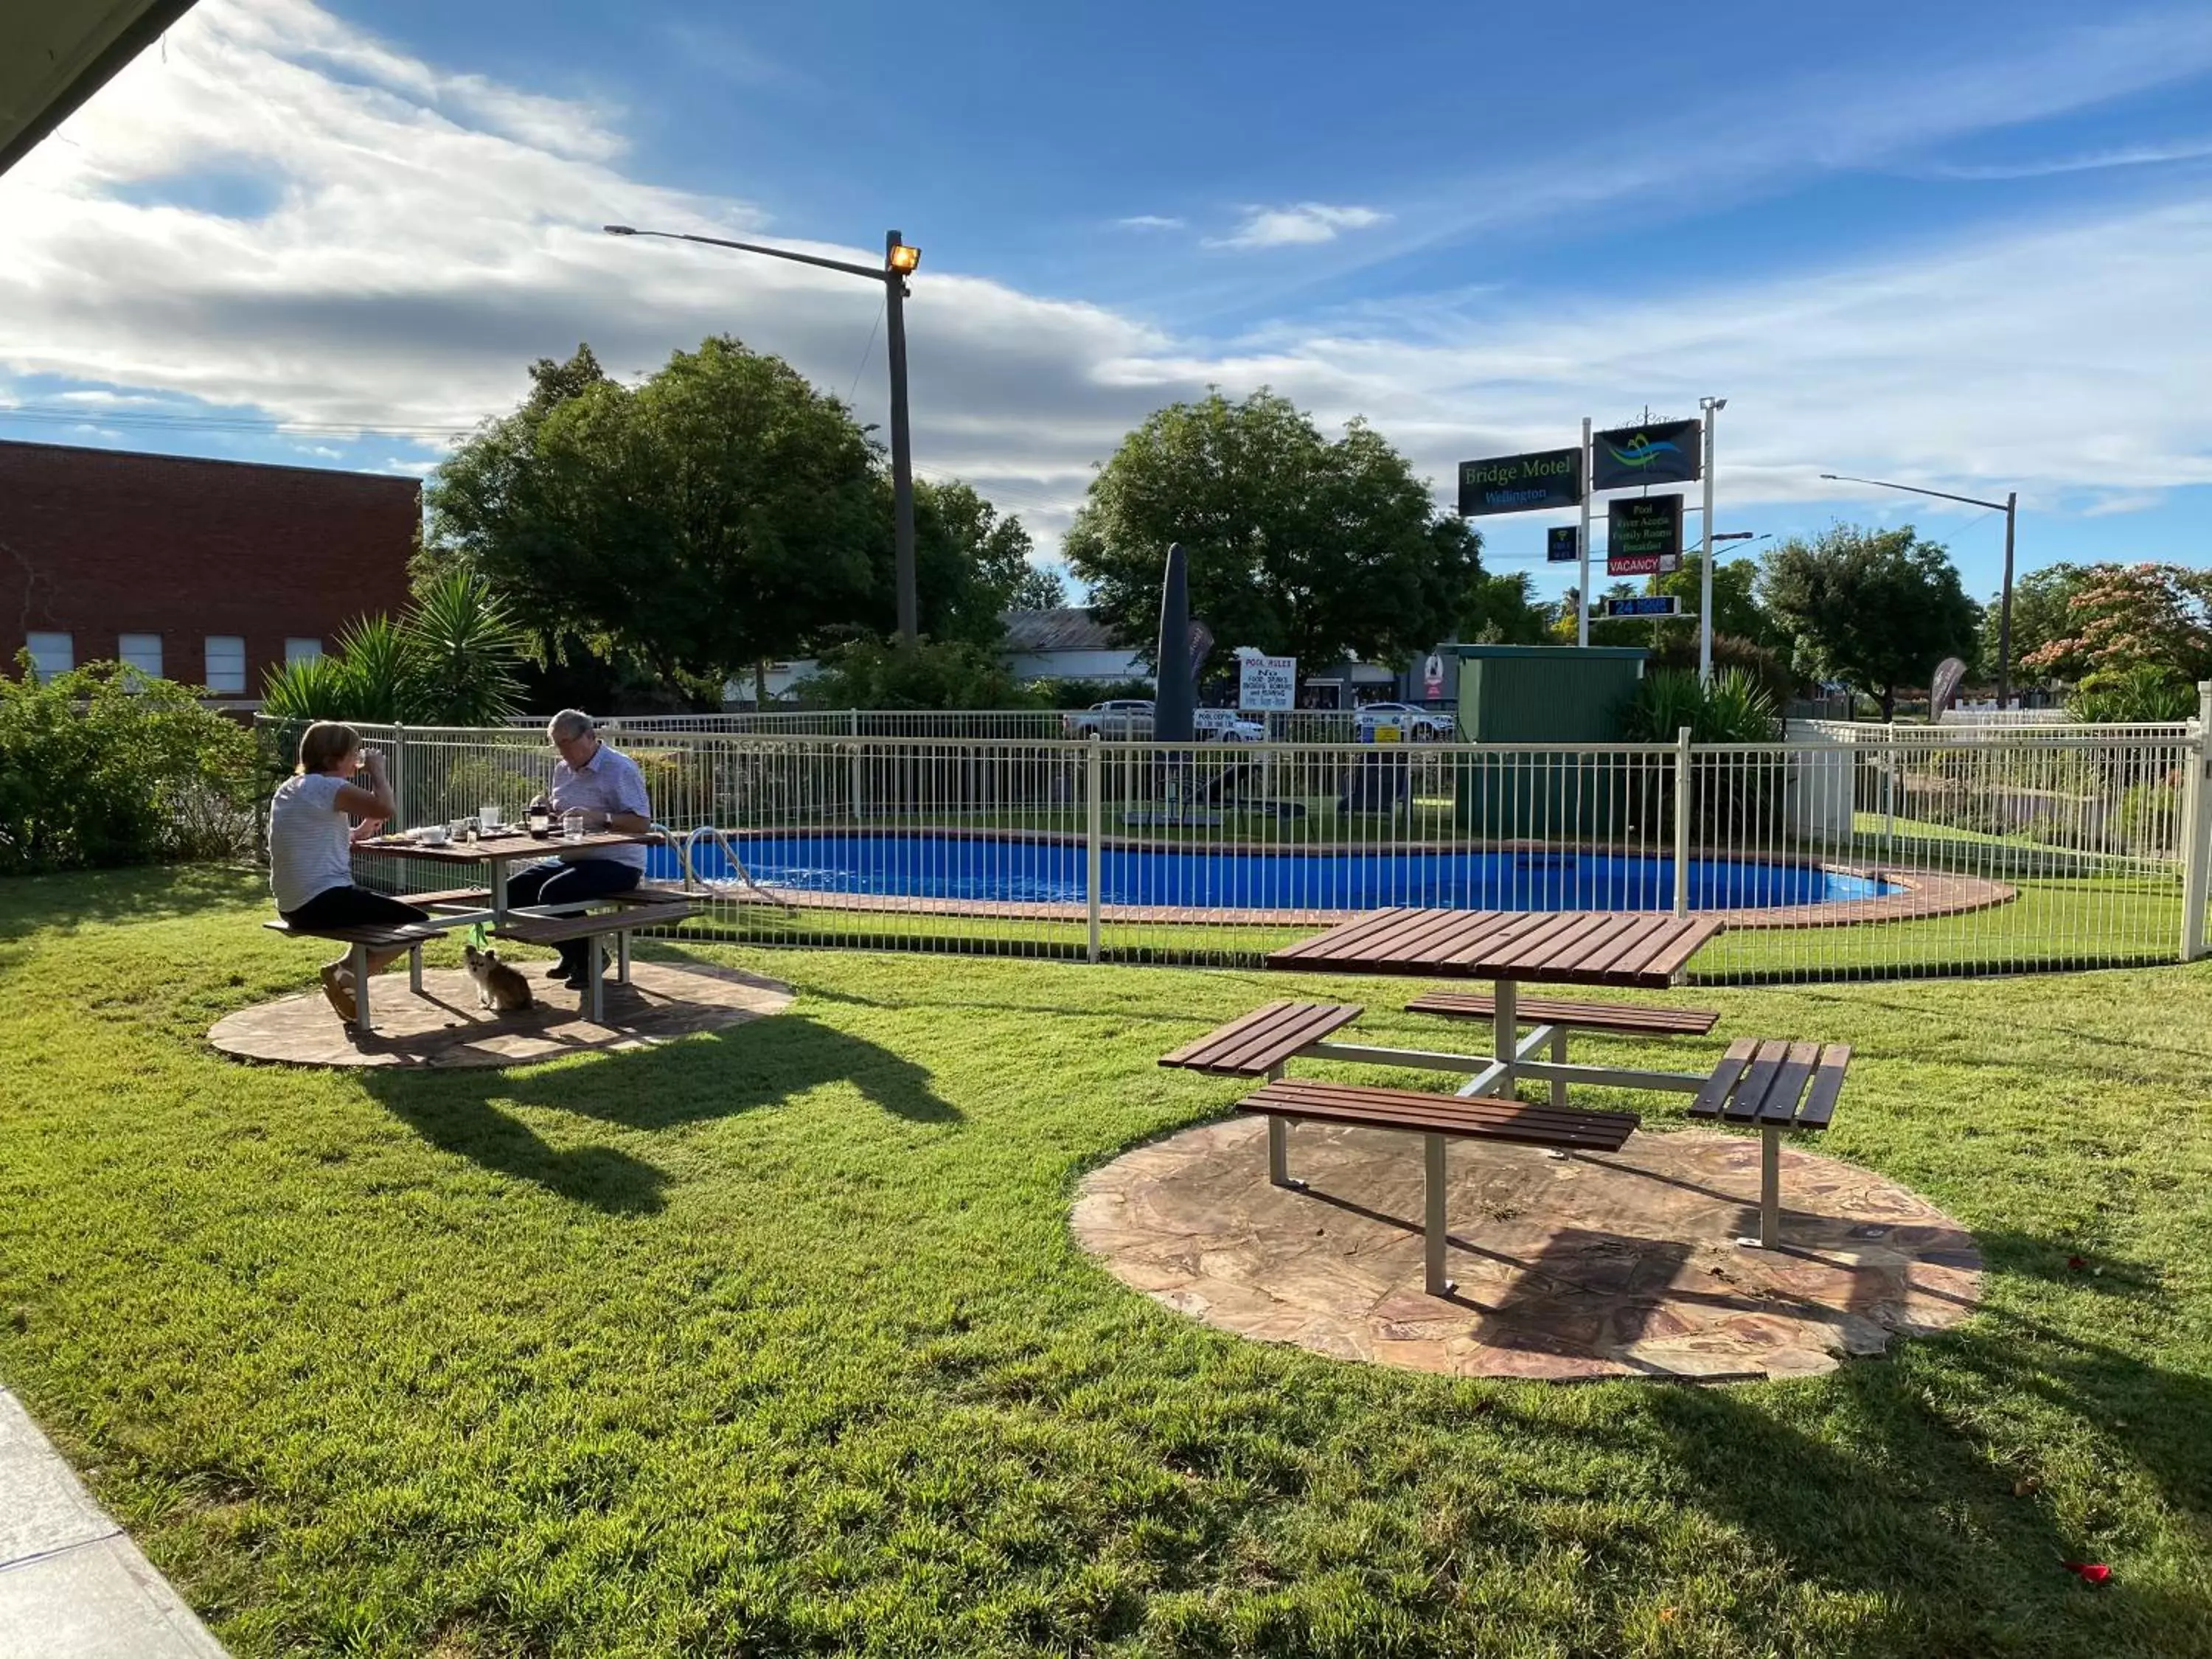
xmin=1697 ymin=396 xmax=1725 ymax=684
xmin=885 ymin=231 xmax=918 ymax=645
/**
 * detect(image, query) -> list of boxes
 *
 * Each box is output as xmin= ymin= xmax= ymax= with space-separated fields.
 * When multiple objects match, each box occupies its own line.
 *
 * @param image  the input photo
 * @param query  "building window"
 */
xmin=204 ymin=636 xmax=247 ymax=695
xmin=24 ymin=633 xmax=73 ymax=680
xmin=119 ymin=633 xmax=163 ymax=680
xmin=285 ymin=637 xmax=324 ymax=665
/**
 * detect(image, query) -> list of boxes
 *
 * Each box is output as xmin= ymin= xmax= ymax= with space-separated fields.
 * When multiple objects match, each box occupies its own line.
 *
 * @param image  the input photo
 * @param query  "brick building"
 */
xmin=0 ymin=439 xmax=419 ymax=698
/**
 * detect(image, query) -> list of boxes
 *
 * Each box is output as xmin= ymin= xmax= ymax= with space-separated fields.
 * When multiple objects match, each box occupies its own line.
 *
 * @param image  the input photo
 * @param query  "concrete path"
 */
xmin=0 ymin=1385 xmax=226 ymax=1658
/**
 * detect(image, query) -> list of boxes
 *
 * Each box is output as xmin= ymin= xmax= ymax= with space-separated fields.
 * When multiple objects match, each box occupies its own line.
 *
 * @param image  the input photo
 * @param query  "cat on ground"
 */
xmin=463 ymin=944 xmax=534 ymax=1014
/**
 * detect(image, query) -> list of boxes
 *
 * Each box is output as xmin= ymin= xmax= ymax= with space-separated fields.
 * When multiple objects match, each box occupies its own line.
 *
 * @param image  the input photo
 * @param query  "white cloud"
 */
xmin=1 ymin=0 xmax=2208 ymax=568
xmin=1208 ymin=203 xmax=1389 ymax=249
xmin=1920 ymin=136 xmax=2212 ymax=180
xmin=1115 ymin=215 xmax=1185 ymax=231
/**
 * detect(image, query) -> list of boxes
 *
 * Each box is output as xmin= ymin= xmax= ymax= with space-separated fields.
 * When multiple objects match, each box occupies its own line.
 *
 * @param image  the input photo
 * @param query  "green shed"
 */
xmin=1448 ymin=644 xmax=1649 ymax=836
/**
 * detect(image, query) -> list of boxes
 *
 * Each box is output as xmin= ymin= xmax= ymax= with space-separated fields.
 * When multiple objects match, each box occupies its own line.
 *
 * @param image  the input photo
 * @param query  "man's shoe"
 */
xmin=544 ymin=960 xmax=576 ymax=980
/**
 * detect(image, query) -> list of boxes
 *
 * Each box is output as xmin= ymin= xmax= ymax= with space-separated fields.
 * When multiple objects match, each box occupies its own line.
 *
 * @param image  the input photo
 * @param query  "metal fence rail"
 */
xmin=283 ymin=703 xmax=2212 ymax=984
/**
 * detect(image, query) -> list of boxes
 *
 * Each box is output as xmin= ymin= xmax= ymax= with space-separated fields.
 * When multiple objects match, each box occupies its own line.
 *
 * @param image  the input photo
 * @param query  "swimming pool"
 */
xmin=658 ymin=832 xmax=1901 ymax=915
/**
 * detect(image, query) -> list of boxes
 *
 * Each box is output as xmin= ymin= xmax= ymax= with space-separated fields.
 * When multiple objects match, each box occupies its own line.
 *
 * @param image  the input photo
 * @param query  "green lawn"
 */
xmin=2 ymin=866 xmax=2210 ymax=1657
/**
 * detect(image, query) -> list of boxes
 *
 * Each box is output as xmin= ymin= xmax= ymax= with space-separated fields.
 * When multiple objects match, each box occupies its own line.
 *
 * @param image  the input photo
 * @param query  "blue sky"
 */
xmin=4 ymin=0 xmax=2211 ymax=610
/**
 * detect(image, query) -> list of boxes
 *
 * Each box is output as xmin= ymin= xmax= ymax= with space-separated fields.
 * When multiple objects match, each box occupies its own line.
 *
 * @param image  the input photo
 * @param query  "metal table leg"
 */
xmin=1549 ymin=1027 xmax=1568 ymax=1109
xmin=408 ymin=941 xmax=422 ymax=995
xmin=1424 ymin=1133 xmax=1455 ymax=1295
xmin=350 ymin=940 xmax=371 ymax=1032
xmin=587 ymin=932 xmax=605 ymax=1025
xmin=1492 ymin=979 xmax=1518 ymax=1095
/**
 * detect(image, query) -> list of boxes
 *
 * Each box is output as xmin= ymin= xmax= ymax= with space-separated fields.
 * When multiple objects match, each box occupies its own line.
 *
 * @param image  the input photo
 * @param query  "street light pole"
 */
xmin=884 ymin=231 xmax=918 ymax=645
xmin=605 ymin=222 xmax=923 ymax=647
xmin=1697 ymin=396 xmax=1725 ymax=684
xmin=1820 ymin=471 xmax=2019 ymax=708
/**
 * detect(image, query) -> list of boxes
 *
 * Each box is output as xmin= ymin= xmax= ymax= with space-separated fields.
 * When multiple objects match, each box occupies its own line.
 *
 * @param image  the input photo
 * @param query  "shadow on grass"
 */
xmin=357 ymin=1014 xmax=958 ymax=1215
xmin=0 ymin=863 xmax=260 ymax=937
xmin=1610 ymin=1304 xmax=2212 ymax=1653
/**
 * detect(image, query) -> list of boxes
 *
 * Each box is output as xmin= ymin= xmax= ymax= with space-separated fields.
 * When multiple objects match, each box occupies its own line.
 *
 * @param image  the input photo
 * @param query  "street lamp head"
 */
xmin=1700 ymin=395 xmax=1727 ymax=412
xmin=603 ymin=224 xmax=638 ymax=236
xmin=888 ymin=242 xmax=921 ymax=274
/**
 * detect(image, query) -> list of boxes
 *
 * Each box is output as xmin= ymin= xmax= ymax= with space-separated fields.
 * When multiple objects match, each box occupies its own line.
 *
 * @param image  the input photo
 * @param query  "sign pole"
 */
xmin=1698 ymin=400 xmax=1719 ymax=684
xmin=1576 ymin=417 xmax=1593 ymax=648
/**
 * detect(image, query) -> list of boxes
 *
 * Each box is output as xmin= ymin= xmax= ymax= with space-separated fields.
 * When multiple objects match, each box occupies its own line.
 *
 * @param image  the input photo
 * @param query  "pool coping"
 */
xmin=689 ymin=830 xmax=2015 ymax=931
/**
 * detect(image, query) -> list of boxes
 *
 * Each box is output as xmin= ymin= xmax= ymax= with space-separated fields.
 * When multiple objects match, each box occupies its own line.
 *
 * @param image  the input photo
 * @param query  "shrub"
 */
xmin=796 ymin=639 xmax=1043 ymax=711
xmin=2066 ymin=662 xmax=2199 ymax=724
xmin=259 ymin=572 xmax=525 ymax=726
xmin=1619 ymin=667 xmax=1781 ymax=744
xmin=0 ymin=657 xmax=259 ymax=875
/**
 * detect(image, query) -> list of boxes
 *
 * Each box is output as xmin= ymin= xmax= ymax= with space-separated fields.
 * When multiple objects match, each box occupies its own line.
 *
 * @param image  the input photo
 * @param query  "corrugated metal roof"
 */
xmin=1000 ymin=607 xmax=1133 ymax=653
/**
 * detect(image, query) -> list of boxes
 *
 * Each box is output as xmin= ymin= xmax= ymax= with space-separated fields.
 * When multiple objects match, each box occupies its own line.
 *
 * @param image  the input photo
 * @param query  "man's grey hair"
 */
xmin=546 ymin=709 xmax=597 ymax=742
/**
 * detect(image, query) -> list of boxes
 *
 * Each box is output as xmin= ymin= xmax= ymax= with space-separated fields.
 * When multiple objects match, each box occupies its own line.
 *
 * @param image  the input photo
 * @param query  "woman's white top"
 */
xmin=268 ymin=772 xmax=355 ymax=913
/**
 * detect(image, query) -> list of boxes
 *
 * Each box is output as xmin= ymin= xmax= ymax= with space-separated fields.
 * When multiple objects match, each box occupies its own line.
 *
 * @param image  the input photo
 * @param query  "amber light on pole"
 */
xmin=605 ymin=222 xmax=924 ymax=645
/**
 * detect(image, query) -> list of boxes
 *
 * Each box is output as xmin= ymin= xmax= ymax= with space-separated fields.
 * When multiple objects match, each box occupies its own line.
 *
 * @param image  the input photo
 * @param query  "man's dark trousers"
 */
xmin=505 ymin=858 xmax=641 ymax=977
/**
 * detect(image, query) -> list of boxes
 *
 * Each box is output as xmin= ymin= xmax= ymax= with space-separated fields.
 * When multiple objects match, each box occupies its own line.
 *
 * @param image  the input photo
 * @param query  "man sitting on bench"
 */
xmin=512 ymin=709 xmax=655 ymax=991
xmin=268 ymin=720 xmax=430 ymax=1022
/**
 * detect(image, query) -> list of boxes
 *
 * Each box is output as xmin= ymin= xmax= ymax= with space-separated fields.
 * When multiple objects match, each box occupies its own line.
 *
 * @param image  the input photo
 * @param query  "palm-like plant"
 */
xmin=256 ymin=574 xmax=524 ymax=727
xmin=402 ymin=571 xmax=524 ymax=726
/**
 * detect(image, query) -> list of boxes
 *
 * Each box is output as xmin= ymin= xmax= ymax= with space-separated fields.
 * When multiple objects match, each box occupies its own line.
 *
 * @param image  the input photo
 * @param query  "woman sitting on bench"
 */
xmin=268 ymin=720 xmax=428 ymax=1022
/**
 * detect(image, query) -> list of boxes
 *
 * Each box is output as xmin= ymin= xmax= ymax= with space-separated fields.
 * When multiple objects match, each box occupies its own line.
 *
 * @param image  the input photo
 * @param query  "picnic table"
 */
xmin=1265 ymin=908 xmax=1725 ymax=1104
xmin=357 ymin=827 xmax=659 ymax=927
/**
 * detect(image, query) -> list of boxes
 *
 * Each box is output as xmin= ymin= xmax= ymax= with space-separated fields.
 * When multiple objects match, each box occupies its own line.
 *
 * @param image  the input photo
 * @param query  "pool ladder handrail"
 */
xmin=666 ymin=822 xmax=794 ymax=914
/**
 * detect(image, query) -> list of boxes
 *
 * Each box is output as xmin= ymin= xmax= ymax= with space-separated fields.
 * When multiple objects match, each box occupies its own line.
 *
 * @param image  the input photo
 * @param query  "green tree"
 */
xmin=1010 ymin=564 xmax=1069 ymax=611
xmin=1062 ymin=389 xmax=1479 ymax=668
xmin=1982 ymin=561 xmax=2089 ymax=683
xmin=2018 ymin=562 xmax=2212 ymax=686
xmin=794 ymin=639 xmax=1040 ymax=711
xmin=1758 ymin=524 xmax=1981 ymax=719
xmin=428 ymin=338 xmax=1030 ymax=699
xmin=1460 ymin=570 xmax=1553 ymax=644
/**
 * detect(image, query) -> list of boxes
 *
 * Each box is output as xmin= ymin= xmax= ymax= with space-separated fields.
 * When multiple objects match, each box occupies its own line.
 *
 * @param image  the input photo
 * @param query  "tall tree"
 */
xmin=428 ymin=338 xmax=1029 ymax=698
xmin=1062 ymin=389 xmax=1479 ymax=667
xmin=1983 ymin=561 xmax=2090 ymax=681
xmin=1459 ymin=569 xmax=1553 ymax=644
xmin=1758 ymin=524 xmax=1981 ymax=719
xmin=2017 ymin=562 xmax=2212 ymax=686
xmin=1010 ymin=564 xmax=1069 ymax=611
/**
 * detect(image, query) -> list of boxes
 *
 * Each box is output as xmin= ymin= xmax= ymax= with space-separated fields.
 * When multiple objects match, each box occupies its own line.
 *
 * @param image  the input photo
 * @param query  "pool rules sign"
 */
xmin=1238 ymin=653 xmax=1296 ymax=712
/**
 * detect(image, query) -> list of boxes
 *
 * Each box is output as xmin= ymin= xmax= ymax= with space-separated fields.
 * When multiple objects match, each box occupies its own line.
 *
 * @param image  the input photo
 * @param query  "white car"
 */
xmin=1195 ymin=709 xmax=1266 ymax=742
xmin=1354 ymin=701 xmax=1456 ymax=740
xmin=1061 ymin=698 xmax=1155 ymax=738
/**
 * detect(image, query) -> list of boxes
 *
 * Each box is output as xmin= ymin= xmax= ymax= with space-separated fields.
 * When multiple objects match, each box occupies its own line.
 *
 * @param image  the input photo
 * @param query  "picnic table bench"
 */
xmin=493 ymin=888 xmax=701 ymax=1023
xmin=1688 ymin=1038 xmax=1854 ymax=1248
xmin=261 ymin=916 xmax=449 ymax=1031
xmin=1232 ymin=1079 xmax=1638 ymax=1296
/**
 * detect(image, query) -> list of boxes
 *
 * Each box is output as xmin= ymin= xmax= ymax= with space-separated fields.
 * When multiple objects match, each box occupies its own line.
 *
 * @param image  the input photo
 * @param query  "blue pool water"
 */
xmin=656 ymin=833 xmax=1896 ymax=913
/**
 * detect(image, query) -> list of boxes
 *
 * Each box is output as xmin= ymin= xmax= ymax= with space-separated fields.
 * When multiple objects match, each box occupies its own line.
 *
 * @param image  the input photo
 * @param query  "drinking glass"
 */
xmin=479 ymin=802 xmax=501 ymax=833
xmin=563 ymin=810 xmax=587 ymax=842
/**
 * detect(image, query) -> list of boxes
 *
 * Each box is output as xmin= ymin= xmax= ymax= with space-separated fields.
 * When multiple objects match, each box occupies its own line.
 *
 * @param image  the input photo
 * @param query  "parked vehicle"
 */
xmin=1060 ymin=700 xmax=1265 ymax=741
xmin=1062 ymin=698 xmax=1154 ymax=737
xmin=1195 ymin=709 xmax=1266 ymax=743
xmin=1354 ymin=701 xmax=1458 ymax=740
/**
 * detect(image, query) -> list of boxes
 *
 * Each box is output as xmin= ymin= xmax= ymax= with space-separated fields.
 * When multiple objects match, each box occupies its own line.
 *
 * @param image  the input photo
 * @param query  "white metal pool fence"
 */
xmin=290 ymin=703 xmax=2212 ymax=984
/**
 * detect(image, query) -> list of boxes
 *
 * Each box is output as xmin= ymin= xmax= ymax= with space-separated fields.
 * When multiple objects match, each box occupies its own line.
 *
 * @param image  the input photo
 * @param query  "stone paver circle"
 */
xmin=210 ymin=960 xmax=793 ymax=1068
xmin=1074 ymin=1117 xmax=1981 ymax=1382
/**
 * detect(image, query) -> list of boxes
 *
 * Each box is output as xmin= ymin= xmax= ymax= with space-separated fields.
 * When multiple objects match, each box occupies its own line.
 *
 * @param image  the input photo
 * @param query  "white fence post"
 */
xmin=1086 ymin=735 xmax=1103 ymax=963
xmin=847 ymin=709 xmax=861 ymax=823
xmin=1672 ymin=726 xmax=1692 ymax=916
xmin=389 ymin=723 xmax=408 ymax=830
xmin=2181 ymin=681 xmax=2212 ymax=961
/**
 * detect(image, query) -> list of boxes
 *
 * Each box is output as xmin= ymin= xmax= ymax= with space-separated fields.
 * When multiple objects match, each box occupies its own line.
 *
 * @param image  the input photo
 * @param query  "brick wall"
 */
xmin=0 ymin=439 xmax=419 ymax=694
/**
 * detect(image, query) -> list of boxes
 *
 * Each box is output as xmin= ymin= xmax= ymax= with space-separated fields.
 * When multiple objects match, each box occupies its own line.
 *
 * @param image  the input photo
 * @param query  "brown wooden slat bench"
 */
xmin=1686 ymin=1037 xmax=1854 ymax=1248
xmin=396 ymin=886 xmax=495 ymax=910
xmin=494 ymin=898 xmax=700 ymax=1023
xmin=1405 ymin=992 xmax=1719 ymax=1038
xmin=262 ymin=917 xmax=449 ymax=1031
xmin=1159 ymin=1001 xmax=1365 ymax=1077
xmin=1237 ymin=1077 xmax=1639 ymax=1295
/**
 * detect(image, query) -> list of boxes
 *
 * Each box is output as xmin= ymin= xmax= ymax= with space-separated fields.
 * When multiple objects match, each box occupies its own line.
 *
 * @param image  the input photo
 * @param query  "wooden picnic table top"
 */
xmin=1265 ymin=908 xmax=1724 ymax=989
xmin=355 ymin=828 xmax=655 ymax=866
